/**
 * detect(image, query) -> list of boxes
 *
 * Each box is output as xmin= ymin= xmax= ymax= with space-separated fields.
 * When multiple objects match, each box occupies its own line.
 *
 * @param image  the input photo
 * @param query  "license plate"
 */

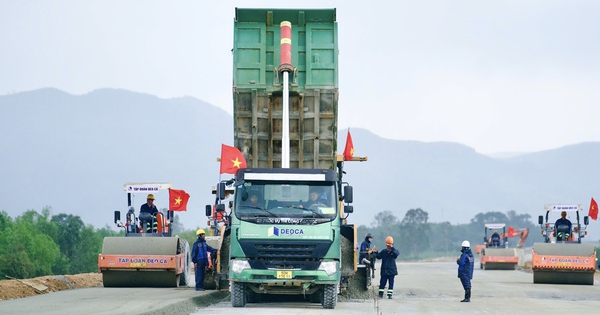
xmin=276 ymin=270 xmax=292 ymax=279
xmin=130 ymin=262 xmax=146 ymax=267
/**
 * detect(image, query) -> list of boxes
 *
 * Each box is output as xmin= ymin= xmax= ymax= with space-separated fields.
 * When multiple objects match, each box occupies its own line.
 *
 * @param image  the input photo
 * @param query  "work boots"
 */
xmin=460 ymin=289 xmax=471 ymax=302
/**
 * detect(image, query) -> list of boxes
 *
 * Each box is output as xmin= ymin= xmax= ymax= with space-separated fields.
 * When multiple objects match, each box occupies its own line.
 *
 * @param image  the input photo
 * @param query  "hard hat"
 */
xmin=196 ymin=229 xmax=206 ymax=235
xmin=561 ymin=211 xmax=567 ymax=215
xmin=147 ymin=194 xmax=155 ymax=200
xmin=385 ymin=236 xmax=394 ymax=244
xmin=494 ymin=230 xmax=498 ymax=233
xmin=366 ymin=232 xmax=373 ymax=238
xmin=461 ymin=240 xmax=470 ymax=247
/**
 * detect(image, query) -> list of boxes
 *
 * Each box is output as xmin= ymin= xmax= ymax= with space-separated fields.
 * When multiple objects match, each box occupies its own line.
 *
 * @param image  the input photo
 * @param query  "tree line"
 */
xmin=0 ymin=207 xmax=204 ymax=280
xmin=0 ymin=206 xmax=592 ymax=280
xmin=0 ymin=208 xmax=115 ymax=279
xmin=356 ymin=209 xmax=543 ymax=260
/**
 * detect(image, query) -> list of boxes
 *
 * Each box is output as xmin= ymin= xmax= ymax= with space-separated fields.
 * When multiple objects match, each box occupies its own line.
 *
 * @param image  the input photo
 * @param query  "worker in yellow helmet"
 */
xmin=191 ymin=229 xmax=219 ymax=291
xmin=139 ymin=194 xmax=158 ymax=233
xmin=375 ymin=236 xmax=399 ymax=299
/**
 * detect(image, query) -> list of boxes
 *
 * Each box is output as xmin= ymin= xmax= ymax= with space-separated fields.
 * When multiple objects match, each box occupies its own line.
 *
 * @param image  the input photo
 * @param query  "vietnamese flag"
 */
xmin=589 ymin=197 xmax=598 ymax=220
xmin=169 ymin=189 xmax=190 ymax=211
xmin=343 ymin=129 xmax=354 ymax=161
xmin=220 ymin=144 xmax=247 ymax=174
xmin=507 ymin=226 xmax=515 ymax=238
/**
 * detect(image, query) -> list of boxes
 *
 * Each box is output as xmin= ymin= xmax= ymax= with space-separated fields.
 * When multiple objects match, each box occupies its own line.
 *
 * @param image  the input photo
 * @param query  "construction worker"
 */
xmin=191 ymin=229 xmax=219 ymax=291
xmin=554 ymin=211 xmax=572 ymax=241
xmin=491 ymin=230 xmax=500 ymax=247
xmin=375 ymin=236 xmax=399 ymax=299
xmin=139 ymin=194 xmax=158 ymax=233
xmin=456 ymin=240 xmax=474 ymax=302
xmin=359 ymin=233 xmax=378 ymax=277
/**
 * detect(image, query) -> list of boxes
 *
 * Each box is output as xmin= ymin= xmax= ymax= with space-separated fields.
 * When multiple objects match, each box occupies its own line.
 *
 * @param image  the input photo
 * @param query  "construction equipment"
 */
xmin=206 ymin=8 xmax=368 ymax=309
xmin=532 ymin=204 xmax=595 ymax=285
xmin=477 ymin=223 xmax=519 ymax=270
xmin=97 ymin=182 xmax=192 ymax=287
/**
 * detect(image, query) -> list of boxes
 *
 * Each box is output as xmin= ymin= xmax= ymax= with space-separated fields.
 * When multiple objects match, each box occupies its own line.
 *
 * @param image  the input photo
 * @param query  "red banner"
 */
xmin=507 ymin=226 xmax=515 ymax=238
xmin=169 ymin=189 xmax=190 ymax=211
xmin=589 ymin=197 xmax=598 ymax=220
xmin=220 ymin=144 xmax=247 ymax=174
xmin=343 ymin=130 xmax=354 ymax=161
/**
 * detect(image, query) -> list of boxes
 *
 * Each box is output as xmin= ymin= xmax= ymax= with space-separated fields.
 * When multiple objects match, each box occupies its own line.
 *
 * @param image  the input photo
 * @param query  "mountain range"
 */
xmin=1 ymin=88 xmax=598 ymax=241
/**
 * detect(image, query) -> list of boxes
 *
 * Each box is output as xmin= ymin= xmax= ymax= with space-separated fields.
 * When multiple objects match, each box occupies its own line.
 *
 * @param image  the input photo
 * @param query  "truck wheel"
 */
xmin=231 ymin=282 xmax=246 ymax=307
xmin=322 ymin=284 xmax=338 ymax=309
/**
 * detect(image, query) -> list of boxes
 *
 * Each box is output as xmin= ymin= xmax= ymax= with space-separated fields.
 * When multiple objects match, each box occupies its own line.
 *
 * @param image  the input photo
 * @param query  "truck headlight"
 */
xmin=318 ymin=261 xmax=337 ymax=276
xmin=231 ymin=259 xmax=251 ymax=274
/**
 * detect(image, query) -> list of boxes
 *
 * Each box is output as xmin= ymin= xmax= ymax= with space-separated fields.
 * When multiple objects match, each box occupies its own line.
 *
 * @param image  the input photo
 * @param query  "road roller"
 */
xmin=532 ymin=204 xmax=596 ymax=285
xmin=97 ymin=182 xmax=191 ymax=287
xmin=478 ymin=223 xmax=520 ymax=270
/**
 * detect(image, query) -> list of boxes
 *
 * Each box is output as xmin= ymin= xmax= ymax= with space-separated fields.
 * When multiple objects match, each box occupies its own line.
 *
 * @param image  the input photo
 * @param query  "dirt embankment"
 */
xmin=0 ymin=273 xmax=102 ymax=301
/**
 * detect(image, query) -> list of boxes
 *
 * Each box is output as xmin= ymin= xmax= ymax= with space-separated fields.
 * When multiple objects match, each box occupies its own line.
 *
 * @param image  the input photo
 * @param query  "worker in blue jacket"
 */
xmin=191 ymin=229 xmax=219 ymax=291
xmin=359 ymin=232 xmax=378 ymax=278
xmin=456 ymin=240 xmax=474 ymax=302
xmin=375 ymin=236 xmax=399 ymax=299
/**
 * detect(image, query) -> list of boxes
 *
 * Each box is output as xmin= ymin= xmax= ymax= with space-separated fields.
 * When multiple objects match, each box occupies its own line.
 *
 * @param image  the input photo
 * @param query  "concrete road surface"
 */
xmin=2 ymin=261 xmax=599 ymax=315
xmin=195 ymin=261 xmax=600 ymax=315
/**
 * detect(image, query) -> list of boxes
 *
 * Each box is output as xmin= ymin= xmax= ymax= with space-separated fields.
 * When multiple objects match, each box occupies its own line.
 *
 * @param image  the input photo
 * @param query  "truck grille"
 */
xmin=238 ymin=240 xmax=332 ymax=270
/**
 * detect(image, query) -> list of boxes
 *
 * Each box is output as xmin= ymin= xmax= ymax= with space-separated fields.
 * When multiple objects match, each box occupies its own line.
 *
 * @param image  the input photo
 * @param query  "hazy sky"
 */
xmin=1 ymin=1 xmax=599 ymax=154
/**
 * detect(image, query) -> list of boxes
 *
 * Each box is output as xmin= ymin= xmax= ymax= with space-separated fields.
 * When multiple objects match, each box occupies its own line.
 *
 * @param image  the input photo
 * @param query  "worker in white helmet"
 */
xmin=456 ymin=240 xmax=474 ymax=302
xmin=191 ymin=229 xmax=219 ymax=291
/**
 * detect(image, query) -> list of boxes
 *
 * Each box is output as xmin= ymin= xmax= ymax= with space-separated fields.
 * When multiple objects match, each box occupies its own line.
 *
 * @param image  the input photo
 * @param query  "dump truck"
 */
xmin=98 ymin=182 xmax=192 ymax=287
xmin=531 ymin=204 xmax=596 ymax=285
xmin=205 ymin=8 xmax=368 ymax=309
xmin=477 ymin=223 xmax=519 ymax=270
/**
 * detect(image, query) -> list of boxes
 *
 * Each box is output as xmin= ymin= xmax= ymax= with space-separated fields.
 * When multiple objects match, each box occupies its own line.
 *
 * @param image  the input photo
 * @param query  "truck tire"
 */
xmin=322 ymin=284 xmax=338 ymax=309
xmin=231 ymin=282 xmax=246 ymax=307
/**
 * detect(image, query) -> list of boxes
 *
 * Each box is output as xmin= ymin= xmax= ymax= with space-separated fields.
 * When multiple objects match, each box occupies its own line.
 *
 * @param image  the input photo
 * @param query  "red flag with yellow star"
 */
xmin=343 ymin=130 xmax=354 ymax=161
xmin=169 ymin=189 xmax=190 ymax=211
xmin=589 ymin=197 xmax=598 ymax=220
xmin=220 ymin=144 xmax=247 ymax=174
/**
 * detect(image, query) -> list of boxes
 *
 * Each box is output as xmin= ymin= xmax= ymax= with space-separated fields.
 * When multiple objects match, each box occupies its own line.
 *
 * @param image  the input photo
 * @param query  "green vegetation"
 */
xmin=0 ymin=208 xmax=120 ymax=279
xmin=357 ymin=209 xmax=542 ymax=261
xmin=0 ymin=206 xmax=589 ymax=279
xmin=0 ymin=207 xmax=212 ymax=280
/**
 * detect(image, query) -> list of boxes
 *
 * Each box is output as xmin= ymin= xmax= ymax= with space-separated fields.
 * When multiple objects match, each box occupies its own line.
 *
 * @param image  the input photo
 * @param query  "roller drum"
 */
xmin=100 ymin=236 xmax=183 ymax=287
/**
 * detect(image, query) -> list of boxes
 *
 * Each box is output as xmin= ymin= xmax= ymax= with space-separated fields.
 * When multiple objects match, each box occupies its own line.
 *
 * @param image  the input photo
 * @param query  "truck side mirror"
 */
xmin=343 ymin=186 xmax=353 ymax=203
xmin=205 ymin=205 xmax=212 ymax=217
xmin=218 ymin=182 xmax=226 ymax=200
xmin=344 ymin=205 xmax=354 ymax=214
xmin=584 ymin=216 xmax=589 ymax=225
xmin=114 ymin=211 xmax=120 ymax=223
xmin=538 ymin=215 xmax=543 ymax=225
xmin=216 ymin=203 xmax=225 ymax=212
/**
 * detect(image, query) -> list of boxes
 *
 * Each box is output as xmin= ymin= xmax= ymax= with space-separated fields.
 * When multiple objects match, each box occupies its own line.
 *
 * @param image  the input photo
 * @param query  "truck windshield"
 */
xmin=234 ymin=182 xmax=337 ymax=222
